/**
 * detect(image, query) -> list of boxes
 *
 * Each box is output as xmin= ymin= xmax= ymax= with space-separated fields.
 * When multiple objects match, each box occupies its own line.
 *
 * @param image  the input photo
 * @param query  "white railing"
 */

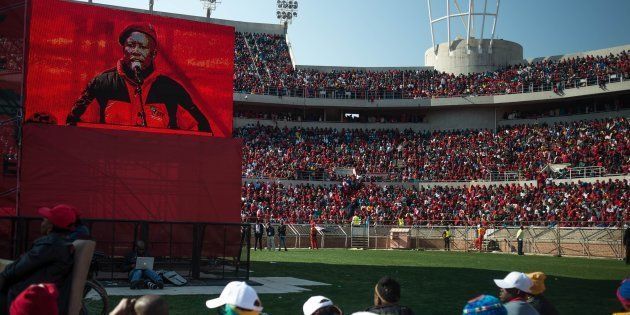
xmin=566 ymin=166 xmax=606 ymax=179
xmin=255 ymin=223 xmax=625 ymax=259
xmin=486 ymin=171 xmax=523 ymax=182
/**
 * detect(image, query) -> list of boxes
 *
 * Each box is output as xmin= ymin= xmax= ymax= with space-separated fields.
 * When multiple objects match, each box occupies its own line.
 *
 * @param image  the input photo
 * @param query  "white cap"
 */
xmin=303 ymin=296 xmax=341 ymax=315
xmin=205 ymin=281 xmax=263 ymax=312
xmin=493 ymin=271 xmax=533 ymax=293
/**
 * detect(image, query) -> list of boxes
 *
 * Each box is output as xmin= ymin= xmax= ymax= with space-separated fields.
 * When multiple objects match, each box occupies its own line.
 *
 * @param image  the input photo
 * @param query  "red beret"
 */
xmin=38 ymin=204 xmax=77 ymax=230
xmin=10 ymin=283 xmax=59 ymax=315
xmin=119 ymin=23 xmax=157 ymax=46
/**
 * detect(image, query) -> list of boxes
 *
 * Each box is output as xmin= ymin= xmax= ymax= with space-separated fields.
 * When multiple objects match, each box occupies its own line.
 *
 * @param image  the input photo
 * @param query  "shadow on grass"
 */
xmin=249 ymin=261 xmax=623 ymax=315
xmin=104 ymin=261 xmax=625 ymax=315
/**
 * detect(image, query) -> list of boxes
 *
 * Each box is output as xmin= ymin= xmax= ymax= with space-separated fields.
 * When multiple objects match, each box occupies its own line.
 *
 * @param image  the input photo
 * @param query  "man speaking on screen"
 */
xmin=66 ymin=23 xmax=212 ymax=133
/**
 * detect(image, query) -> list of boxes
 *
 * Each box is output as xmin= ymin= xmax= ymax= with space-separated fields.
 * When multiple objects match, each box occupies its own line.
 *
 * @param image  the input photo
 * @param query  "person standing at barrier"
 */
xmin=476 ymin=225 xmax=487 ymax=251
xmin=516 ymin=226 xmax=525 ymax=256
xmin=278 ymin=221 xmax=288 ymax=251
xmin=266 ymin=222 xmax=275 ymax=251
xmin=442 ymin=226 xmax=452 ymax=251
xmin=253 ymin=220 xmax=264 ymax=251
xmin=310 ymin=224 xmax=319 ymax=250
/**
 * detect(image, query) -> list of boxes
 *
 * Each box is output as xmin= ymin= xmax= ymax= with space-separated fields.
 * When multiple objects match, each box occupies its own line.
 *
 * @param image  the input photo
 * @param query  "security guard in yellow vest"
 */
xmin=442 ymin=226 xmax=452 ymax=251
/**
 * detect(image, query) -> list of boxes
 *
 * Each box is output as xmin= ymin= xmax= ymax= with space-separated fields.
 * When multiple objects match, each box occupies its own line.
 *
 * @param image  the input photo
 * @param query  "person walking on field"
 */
xmin=310 ymin=224 xmax=319 ymax=250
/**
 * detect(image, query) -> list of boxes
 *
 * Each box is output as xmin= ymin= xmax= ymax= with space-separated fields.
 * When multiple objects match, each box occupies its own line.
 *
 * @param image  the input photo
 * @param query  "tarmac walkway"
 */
xmin=98 ymin=277 xmax=330 ymax=297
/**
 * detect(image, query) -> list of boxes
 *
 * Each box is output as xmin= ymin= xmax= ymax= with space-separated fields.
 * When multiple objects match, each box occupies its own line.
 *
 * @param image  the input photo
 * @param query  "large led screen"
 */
xmin=24 ymin=0 xmax=234 ymax=137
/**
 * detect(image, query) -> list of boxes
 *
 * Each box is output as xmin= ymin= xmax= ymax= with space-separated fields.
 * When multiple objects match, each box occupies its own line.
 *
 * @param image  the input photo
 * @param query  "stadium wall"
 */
xmin=234 ymin=80 xmax=630 ymax=108
xmin=252 ymin=225 xmax=624 ymax=259
xmin=235 ymin=105 xmax=496 ymax=131
xmin=295 ymin=65 xmax=433 ymax=72
xmin=498 ymin=109 xmax=630 ymax=126
xmin=235 ymin=107 xmax=629 ymax=132
xmin=552 ymin=175 xmax=629 ymax=185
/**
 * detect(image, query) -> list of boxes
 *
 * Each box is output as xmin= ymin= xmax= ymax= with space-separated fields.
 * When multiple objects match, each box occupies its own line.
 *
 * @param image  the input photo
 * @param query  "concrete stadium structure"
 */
xmin=424 ymin=38 xmax=523 ymax=75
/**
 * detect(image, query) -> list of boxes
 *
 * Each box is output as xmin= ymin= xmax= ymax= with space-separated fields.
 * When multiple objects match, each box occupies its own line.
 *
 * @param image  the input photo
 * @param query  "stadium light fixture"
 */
xmin=200 ymin=0 xmax=222 ymax=18
xmin=427 ymin=0 xmax=500 ymax=55
xmin=276 ymin=0 xmax=298 ymax=26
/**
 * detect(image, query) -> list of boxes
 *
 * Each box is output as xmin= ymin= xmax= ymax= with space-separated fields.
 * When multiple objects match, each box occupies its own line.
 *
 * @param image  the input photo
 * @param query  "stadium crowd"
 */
xmin=0 ymin=38 xmax=23 ymax=72
xmin=237 ymin=117 xmax=629 ymax=182
xmin=234 ymin=32 xmax=293 ymax=95
xmin=233 ymin=32 xmax=630 ymax=99
xmin=241 ymin=178 xmax=629 ymax=226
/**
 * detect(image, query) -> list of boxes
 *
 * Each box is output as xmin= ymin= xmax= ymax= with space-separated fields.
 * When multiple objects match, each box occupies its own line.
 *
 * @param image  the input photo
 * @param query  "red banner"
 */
xmin=19 ymin=124 xmax=242 ymax=223
xmin=24 ymin=0 xmax=234 ymax=137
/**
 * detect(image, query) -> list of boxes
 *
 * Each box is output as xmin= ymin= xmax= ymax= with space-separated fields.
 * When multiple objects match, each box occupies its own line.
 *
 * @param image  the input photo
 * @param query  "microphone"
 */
xmin=131 ymin=61 xmax=142 ymax=83
xmin=130 ymin=60 xmax=147 ymax=126
xmin=131 ymin=61 xmax=142 ymax=73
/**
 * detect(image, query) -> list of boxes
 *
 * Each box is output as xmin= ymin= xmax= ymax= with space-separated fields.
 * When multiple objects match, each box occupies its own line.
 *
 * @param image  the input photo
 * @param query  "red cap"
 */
xmin=38 ymin=204 xmax=77 ymax=230
xmin=10 ymin=283 xmax=59 ymax=315
xmin=119 ymin=23 xmax=157 ymax=46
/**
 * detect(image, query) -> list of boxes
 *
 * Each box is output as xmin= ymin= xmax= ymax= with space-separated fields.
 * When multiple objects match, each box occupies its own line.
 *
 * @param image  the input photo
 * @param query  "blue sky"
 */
xmin=76 ymin=0 xmax=630 ymax=67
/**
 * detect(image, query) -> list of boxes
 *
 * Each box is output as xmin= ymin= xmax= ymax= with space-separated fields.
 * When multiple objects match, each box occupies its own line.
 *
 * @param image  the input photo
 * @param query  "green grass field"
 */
xmin=107 ymin=249 xmax=628 ymax=315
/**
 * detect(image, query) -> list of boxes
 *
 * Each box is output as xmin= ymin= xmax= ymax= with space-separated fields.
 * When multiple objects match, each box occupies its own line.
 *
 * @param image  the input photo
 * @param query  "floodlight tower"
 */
xmin=200 ymin=0 xmax=221 ymax=18
xmin=425 ymin=0 xmax=523 ymax=75
xmin=276 ymin=0 xmax=299 ymax=29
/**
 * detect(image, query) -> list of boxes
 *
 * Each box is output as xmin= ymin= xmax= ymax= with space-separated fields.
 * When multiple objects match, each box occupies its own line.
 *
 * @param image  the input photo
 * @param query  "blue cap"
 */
xmin=619 ymin=279 xmax=630 ymax=299
xmin=462 ymin=295 xmax=507 ymax=315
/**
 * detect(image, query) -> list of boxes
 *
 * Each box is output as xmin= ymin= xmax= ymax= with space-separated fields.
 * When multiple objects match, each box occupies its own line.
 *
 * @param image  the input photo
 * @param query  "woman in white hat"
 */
xmin=206 ymin=281 xmax=264 ymax=315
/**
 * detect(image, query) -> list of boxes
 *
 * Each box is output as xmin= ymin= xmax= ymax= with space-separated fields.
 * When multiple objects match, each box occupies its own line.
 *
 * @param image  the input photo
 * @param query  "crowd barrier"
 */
xmin=235 ymin=73 xmax=628 ymax=100
xmin=247 ymin=222 xmax=626 ymax=260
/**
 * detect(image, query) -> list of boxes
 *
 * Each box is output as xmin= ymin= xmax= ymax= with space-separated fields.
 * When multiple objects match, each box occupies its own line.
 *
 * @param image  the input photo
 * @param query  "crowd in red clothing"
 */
xmin=233 ymin=32 xmax=630 ymax=99
xmin=237 ymin=117 xmax=629 ymax=182
xmin=0 ymin=37 xmax=23 ymax=72
xmin=241 ymin=178 xmax=628 ymax=226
